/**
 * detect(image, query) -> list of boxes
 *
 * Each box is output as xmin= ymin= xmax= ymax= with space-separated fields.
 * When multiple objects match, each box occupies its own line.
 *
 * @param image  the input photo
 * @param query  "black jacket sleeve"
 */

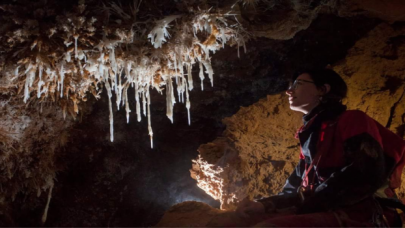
xmin=280 ymin=158 xmax=305 ymax=195
xmin=297 ymin=133 xmax=388 ymax=214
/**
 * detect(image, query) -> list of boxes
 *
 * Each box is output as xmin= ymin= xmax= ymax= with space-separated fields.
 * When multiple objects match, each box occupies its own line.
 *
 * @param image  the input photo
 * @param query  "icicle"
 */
xmin=135 ymin=82 xmax=141 ymax=122
xmin=187 ymin=63 xmax=193 ymax=91
xmin=23 ymin=75 xmax=30 ymax=103
xmin=202 ymin=60 xmax=214 ymax=87
xmin=166 ymin=77 xmax=175 ymax=123
xmin=37 ymin=65 xmax=44 ymax=98
xmin=142 ymin=90 xmax=147 ymax=117
xmin=185 ymin=76 xmax=191 ymax=125
xmin=126 ymin=61 xmax=132 ymax=81
xmin=60 ymin=64 xmax=65 ymax=98
xmin=14 ymin=66 xmax=20 ymax=78
xmin=41 ymin=184 xmax=53 ymax=225
xmin=110 ymin=47 xmax=117 ymax=74
xmin=124 ymin=86 xmax=130 ymax=123
xmin=177 ymin=77 xmax=182 ymax=103
xmin=199 ymin=62 xmax=204 ymax=91
xmin=105 ymin=77 xmax=114 ymax=142
xmin=146 ymin=87 xmax=153 ymax=148
xmin=221 ymin=29 xmax=226 ymax=48
xmin=174 ymin=54 xmax=178 ymax=85
xmin=74 ymin=35 xmax=79 ymax=59
xmin=116 ymin=69 xmax=123 ymax=110
xmin=66 ymin=52 xmax=71 ymax=62
xmin=23 ymin=67 xmax=36 ymax=103
xmin=79 ymin=61 xmax=84 ymax=75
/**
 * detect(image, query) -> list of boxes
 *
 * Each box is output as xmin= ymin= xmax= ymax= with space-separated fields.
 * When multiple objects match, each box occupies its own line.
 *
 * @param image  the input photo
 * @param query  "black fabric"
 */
xmin=279 ymin=159 xmax=306 ymax=195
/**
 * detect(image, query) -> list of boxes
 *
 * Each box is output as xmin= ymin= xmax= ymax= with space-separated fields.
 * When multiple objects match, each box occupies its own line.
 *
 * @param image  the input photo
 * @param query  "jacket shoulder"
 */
xmin=337 ymin=110 xmax=381 ymax=142
xmin=340 ymin=110 xmax=371 ymax=120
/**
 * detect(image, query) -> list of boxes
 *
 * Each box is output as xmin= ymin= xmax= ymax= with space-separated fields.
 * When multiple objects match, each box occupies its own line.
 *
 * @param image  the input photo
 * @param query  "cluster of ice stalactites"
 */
xmin=0 ymin=1 xmax=247 ymax=147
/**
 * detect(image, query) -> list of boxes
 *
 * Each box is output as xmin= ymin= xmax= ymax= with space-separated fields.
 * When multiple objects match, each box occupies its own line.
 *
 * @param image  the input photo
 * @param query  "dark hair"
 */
xmin=292 ymin=68 xmax=347 ymax=103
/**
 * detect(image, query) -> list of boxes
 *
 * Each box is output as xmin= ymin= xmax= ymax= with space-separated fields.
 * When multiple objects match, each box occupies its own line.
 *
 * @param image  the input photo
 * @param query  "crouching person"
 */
xmin=208 ymin=69 xmax=405 ymax=227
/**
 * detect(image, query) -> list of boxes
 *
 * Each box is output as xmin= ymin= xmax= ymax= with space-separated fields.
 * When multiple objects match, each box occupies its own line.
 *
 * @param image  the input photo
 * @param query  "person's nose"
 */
xmin=286 ymin=88 xmax=293 ymax=96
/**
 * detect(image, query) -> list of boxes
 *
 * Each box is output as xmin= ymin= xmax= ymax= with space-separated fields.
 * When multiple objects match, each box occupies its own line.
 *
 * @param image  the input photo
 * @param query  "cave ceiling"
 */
xmin=0 ymin=0 xmax=404 ymax=226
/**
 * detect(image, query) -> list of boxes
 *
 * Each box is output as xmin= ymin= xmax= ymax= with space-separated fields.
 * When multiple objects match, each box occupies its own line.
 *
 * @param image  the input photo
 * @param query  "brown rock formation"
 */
xmin=191 ymin=94 xmax=301 ymax=210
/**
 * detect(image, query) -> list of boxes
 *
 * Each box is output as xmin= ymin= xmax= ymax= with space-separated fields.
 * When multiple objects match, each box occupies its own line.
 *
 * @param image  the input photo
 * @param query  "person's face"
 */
xmin=285 ymin=73 xmax=323 ymax=114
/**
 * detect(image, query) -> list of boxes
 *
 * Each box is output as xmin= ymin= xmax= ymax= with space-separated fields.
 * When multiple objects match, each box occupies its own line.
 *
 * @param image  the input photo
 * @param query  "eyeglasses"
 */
xmin=288 ymin=79 xmax=315 ymax=90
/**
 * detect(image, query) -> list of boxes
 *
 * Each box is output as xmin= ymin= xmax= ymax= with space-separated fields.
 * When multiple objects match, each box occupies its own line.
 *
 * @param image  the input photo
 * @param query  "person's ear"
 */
xmin=319 ymin=84 xmax=331 ymax=95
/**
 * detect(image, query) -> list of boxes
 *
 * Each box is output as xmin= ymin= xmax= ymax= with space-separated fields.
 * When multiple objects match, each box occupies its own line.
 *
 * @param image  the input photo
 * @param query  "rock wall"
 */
xmin=190 ymin=22 xmax=405 ymax=211
xmin=191 ymin=94 xmax=301 ymax=210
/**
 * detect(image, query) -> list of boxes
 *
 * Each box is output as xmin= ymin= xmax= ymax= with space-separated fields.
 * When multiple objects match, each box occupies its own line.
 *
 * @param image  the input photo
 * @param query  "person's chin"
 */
xmin=289 ymin=103 xmax=302 ymax=112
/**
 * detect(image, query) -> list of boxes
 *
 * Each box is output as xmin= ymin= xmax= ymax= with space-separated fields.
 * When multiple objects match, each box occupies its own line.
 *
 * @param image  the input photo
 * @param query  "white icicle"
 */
xmin=15 ymin=66 xmax=20 ymax=78
xmin=142 ymin=90 xmax=147 ymax=117
xmin=105 ymin=77 xmax=114 ymax=142
xmin=23 ymin=75 xmax=30 ymax=103
xmin=199 ymin=62 xmax=204 ymax=91
xmin=37 ymin=65 xmax=44 ymax=98
xmin=177 ymin=77 xmax=182 ymax=103
xmin=166 ymin=77 xmax=175 ymax=123
xmin=41 ymin=184 xmax=53 ymax=225
xmin=66 ymin=52 xmax=71 ymax=62
xmin=202 ymin=60 xmax=214 ymax=87
xmin=185 ymin=76 xmax=191 ymax=125
xmin=116 ymin=69 xmax=123 ymax=110
xmin=74 ymin=35 xmax=79 ymax=59
xmin=110 ymin=48 xmax=117 ymax=74
xmin=135 ymin=82 xmax=141 ymax=122
xmin=187 ymin=63 xmax=193 ymax=91
xmin=124 ymin=86 xmax=131 ymax=123
xmin=146 ymin=87 xmax=153 ymax=148
xmin=60 ymin=64 xmax=65 ymax=98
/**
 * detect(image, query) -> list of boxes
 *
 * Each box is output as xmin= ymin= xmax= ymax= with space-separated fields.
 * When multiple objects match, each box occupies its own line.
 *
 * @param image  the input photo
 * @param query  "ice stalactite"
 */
xmin=146 ymin=86 xmax=153 ymax=148
xmin=186 ymin=63 xmax=193 ymax=91
xmin=135 ymin=82 xmax=141 ymax=122
xmin=124 ymin=85 xmax=130 ymax=123
xmin=59 ymin=64 xmax=65 ymax=98
xmin=199 ymin=62 xmax=205 ymax=91
xmin=166 ymin=77 xmax=175 ymax=123
xmin=142 ymin=90 xmax=147 ymax=117
xmin=105 ymin=75 xmax=114 ymax=142
xmin=37 ymin=65 xmax=44 ymax=98
xmin=66 ymin=52 xmax=71 ymax=62
xmin=202 ymin=60 xmax=214 ymax=87
xmin=185 ymin=79 xmax=191 ymax=125
xmin=116 ymin=68 xmax=123 ymax=110
xmin=73 ymin=35 xmax=79 ymax=59
xmin=41 ymin=184 xmax=53 ymax=225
